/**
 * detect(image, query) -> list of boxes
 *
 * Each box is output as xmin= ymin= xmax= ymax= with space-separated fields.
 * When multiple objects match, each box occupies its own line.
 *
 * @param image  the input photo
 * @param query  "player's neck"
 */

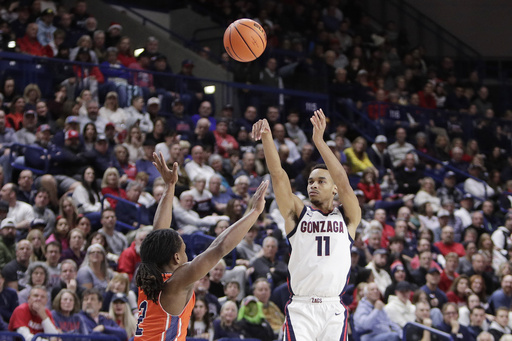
xmin=311 ymin=202 xmax=334 ymax=213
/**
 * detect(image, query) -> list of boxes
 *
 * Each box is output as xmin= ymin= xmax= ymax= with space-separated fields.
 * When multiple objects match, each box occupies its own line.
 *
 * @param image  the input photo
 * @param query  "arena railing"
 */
xmin=402 ymin=322 xmax=453 ymax=341
xmin=0 ymin=331 xmax=24 ymax=341
xmin=31 ymin=333 xmax=114 ymax=341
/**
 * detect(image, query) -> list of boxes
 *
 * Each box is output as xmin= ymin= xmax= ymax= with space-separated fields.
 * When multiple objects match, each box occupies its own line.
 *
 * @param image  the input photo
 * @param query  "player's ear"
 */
xmin=333 ymin=184 xmax=338 ymax=196
xmin=173 ymin=252 xmax=180 ymax=264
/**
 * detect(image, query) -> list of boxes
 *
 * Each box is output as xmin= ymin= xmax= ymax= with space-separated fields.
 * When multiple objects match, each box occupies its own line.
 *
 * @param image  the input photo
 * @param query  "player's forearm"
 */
xmin=261 ymin=133 xmax=283 ymax=175
xmin=209 ymin=209 xmax=260 ymax=258
xmin=153 ymin=183 xmax=175 ymax=230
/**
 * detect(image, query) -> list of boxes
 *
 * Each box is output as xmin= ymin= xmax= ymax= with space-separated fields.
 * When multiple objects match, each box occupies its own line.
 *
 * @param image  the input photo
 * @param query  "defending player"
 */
xmin=252 ymin=109 xmax=361 ymax=341
xmin=134 ymin=152 xmax=269 ymax=341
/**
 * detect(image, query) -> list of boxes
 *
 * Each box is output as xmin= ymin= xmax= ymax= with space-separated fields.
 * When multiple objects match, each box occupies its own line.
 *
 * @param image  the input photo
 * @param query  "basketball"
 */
xmin=223 ymin=19 xmax=267 ymax=62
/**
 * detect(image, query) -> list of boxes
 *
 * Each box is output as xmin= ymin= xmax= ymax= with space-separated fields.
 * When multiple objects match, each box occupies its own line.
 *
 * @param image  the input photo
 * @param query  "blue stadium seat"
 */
xmin=101 ymin=194 xmax=141 ymax=233
xmin=189 ymin=231 xmax=236 ymax=268
xmin=0 ymin=331 xmax=24 ymax=341
xmin=9 ymin=143 xmax=50 ymax=175
xmin=31 ymin=333 xmax=112 ymax=341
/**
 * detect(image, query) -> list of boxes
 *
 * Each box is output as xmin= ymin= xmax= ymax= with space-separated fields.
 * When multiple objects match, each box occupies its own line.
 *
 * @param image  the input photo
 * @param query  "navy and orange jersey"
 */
xmin=135 ymin=273 xmax=196 ymax=341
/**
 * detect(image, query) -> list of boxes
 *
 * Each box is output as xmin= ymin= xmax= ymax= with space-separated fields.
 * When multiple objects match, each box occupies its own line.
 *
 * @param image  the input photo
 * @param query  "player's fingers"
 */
xmin=172 ymin=162 xmax=178 ymax=173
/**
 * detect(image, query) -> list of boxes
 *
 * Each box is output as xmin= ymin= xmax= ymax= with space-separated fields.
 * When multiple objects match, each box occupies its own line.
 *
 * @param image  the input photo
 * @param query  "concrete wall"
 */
xmin=405 ymin=0 xmax=512 ymax=58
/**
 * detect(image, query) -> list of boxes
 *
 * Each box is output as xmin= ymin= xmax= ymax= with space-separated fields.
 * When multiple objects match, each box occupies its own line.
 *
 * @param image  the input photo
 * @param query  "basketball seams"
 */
xmin=226 ymin=26 xmax=244 ymax=62
xmin=237 ymin=21 xmax=267 ymax=50
xmin=233 ymin=24 xmax=257 ymax=61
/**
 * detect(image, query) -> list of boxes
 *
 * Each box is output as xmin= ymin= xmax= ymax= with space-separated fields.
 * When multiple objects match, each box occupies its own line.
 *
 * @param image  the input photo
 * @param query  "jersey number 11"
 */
xmin=316 ymin=236 xmax=330 ymax=256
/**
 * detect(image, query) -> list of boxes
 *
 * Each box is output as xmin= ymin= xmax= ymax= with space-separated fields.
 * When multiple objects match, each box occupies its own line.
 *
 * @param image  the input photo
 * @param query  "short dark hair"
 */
xmin=82 ymin=288 xmax=103 ymax=303
xmin=46 ymin=240 xmax=62 ymax=253
xmin=312 ymin=164 xmax=328 ymax=171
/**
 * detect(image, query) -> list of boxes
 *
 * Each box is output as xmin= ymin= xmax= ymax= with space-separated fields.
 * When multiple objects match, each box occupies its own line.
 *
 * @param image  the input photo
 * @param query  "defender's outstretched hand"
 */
xmin=252 ymin=180 xmax=269 ymax=214
xmin=310 ymin=109 xmax=327 ymax=143
xmin=251 ymin=119 xmax=271 ymax=141
xmin=153 ymin=152 xmax=178 ymax=186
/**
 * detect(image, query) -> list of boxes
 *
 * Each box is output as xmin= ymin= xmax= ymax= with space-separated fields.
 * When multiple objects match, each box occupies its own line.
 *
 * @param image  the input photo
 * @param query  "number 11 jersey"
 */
xmin=287 ymin=205 xmax=353 ymax=297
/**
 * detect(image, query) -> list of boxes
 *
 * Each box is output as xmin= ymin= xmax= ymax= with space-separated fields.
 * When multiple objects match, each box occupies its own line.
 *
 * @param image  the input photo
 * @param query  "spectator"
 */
xmin=118 ymin=226 xmax=150 ymax=281
xmin=108 ymin=293 xmax=137 ymax=339
xmin=76 ymin=244 xmax=113 ymax=295
xmin=17 ymin=261 xmax=52 ymax=308
xmin=191 ymin=100 xmax=216 ymax=131
xmin=16 ymin=110 xmax=38 ymax=145
xmin=8 ymin=286 xmax=59 ymax=340
xmin=435 ymin=226 xmax=466 ymax=257
xmin=252 ymin=278 xmax=284 ymax=337
xmin=50 ymin=259 xmax=84 ymax=303
xmin=236 ymin=295 xmax=274 ymax=341
xmin=420 ymin=268 xmax=448 ymax=310
xmin=60 ymin=228 xmax=86 ymax=268
xmin=17 ymin=23 xmax=51 ymax=57
xmin=439 ymin=252 xmax=460 ymax=292
xmin=414 ymin=177 xmax=441 ymax=212
xmin=446 ymin=275 xmax=471 ymax=305
xmin=51 ymin=289 xmax=87 ymax=334
xmin=36 ymin=8 xmax=56 ymax=47
xmin=272 ymin=123 xmax=300 ymax=164
xmin=80 ymin=101 xmax=109 ymax=135
xmin=0 ymin=218 xmax=16 ymax=268
xmin=345 ymin=137 xmax=376 ymax=175
xmin=101 ymin=167 xmax=126 ymax=210
xmin=189 ymin=118 xmax=216 ymax=154
xmin=250 ymin=236 xmax=288 ymax=288
xmin=384 ymin=281 xmax=415 ymax=328
xmin=213 ymin=301 xmax=243 ymax=339
xmin=396 ymin=152 xmax=424 ymax=194
xmin=488 ymin=307 xmax=511 ymax=341
xmin=455 ymin=194 xmax=475 ymax=228
xmin=434 ymin=302 xmax=475 ymax=341
xmin=0 ymin=271 xmax=18 ymax=323
xmin=214 ymin=119 xmax=239 ymax=159
xmin=98 ymin=209 xmax=128 ymax=255
xmin=366 ymin=248 xmax=392 ymax=295
xmin=465 ymin=304 xmax=488 ymax=337
xmin=464 ymin=164 xmax=495 ymax=203
xmin=185 ymin=145 xmax=216 ymax=186
xmin=368 ymin=135 xmax=393 ymax=178
xmin=492 ymin=212 xmax=512 ymax=259
xmin=487 ymin=274 xmax=512 ymax=316
xmin=404 ymin=300 xmax=435 ymax=341
xmin=79 ymin=288 xmax=127 ymax=340
xmin=105 ymin=22 xmax=122 ymax=48
xmin=354 ymin=282 xmax=402 ymax=341
xmin=72 ymin=166 xmax=103 ymax=217
xmin=98 ymin=91 xmax=129 ymax=130
xmin=187 ymin=296 xmax=214 ymax=340
xmin=284 ymin=110 xmax=307 ymax=151
xmin=1 ymin=238 xmax=32 ymax=290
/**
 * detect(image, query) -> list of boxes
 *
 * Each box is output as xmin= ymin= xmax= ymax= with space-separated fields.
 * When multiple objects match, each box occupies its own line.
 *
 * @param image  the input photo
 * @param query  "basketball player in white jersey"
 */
xmin=252 ymin=109 xmax=360 ymax=341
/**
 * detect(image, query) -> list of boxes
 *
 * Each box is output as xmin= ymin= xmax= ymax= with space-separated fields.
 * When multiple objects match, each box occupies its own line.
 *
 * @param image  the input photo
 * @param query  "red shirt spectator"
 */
xmin=214 ymin=120 xmax=239 ymax=158
xmin=17 ymin=23 xmax=52 ymax=57
xmin=418 ymin=82 xmax=437 ymax=109
xmin=118 ymin=229 xmax=149 ymax=280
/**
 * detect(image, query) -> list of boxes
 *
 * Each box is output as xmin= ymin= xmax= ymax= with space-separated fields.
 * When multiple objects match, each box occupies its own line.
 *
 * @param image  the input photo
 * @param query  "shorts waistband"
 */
xmin=291 ymin=296 xmax=341 ymax=303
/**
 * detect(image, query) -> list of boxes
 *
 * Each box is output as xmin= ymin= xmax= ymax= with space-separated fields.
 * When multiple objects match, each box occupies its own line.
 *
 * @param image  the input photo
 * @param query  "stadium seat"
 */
xmin=101 ymin=194 xmax=141 ymax=233
xmin=189 ymin=231 xmax=237 ymax=268
xmin=0 ymin=331 xmax=24 ymax=341
xmin=9 ymin=143 xmax=50 ymax=175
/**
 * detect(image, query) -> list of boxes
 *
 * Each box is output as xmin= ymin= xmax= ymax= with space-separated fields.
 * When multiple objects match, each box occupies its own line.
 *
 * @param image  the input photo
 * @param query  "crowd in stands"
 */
xmin=0 ymin=0 xmax=512 ymax=341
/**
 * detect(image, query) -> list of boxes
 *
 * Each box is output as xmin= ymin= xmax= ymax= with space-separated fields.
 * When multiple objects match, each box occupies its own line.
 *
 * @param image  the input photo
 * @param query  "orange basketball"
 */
xmin=223 ymin=19 xmax=267 ymax=62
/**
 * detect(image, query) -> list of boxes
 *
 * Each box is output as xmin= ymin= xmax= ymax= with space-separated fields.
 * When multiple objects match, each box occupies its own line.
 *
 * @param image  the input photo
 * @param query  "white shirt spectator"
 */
xmin=387 ymin=141 xmax=416 ymax=168
xmin=184 ymin=161 xmax=215 ymax=186
xmin=8 ymin=201 xmax=34 ymax=227
xmin=274 ymin=138 xmax=300 ymax=164
xmin=384 ymin=295 xmax=415 ymax=328
xmin=464 ymin=178 xmax=495 ymax=202
xmin=124 ymin=106 xmax=154 ymax=134
xmin=454 ymin=207 xmax=472 ymax=228
xmin=366 ymin=261 xmax=392 ymax=295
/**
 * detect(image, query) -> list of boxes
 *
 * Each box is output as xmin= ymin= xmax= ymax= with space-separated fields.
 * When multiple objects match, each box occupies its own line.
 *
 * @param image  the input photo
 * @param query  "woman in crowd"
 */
xmin=72 ymin=167 xmax=105 ymax=227
xmin=27 ymin=229 xmax=46 ymax=262
xmin=469 ymin=274 xmax=488 ymax=307
xmin=187 ymin=297 xmax=214 ymax=341
xmin=116 ymin=36 xmax=137 ymax=67
xmin=86 ymin=232 xmax=117 ymax=269
xmin=23 ymin=83 xmax=42 ymax=109
xmin=225 ymin=198 xmax=244 ymax=225
xmin=77 ymin=89 xmax=93 ymax=117
xmin=59 ymin=197 xmax=79 ymax=231
xmin=51 ymin=289 xmax=88 ymax=334
xmin=213 ymin=301 xmax=243 ymax=340
xmin=357 ymin=168 xmax=382 ymax=206
xmin=114 ymin=144 xmax=137 ymax=180
xmin=102 ymin=273 xmax=137 ymax=314
xmin=134 ymin=172 xmax=155 ymax=208
xmin=458 ymin=293 xmax=489 ymax=329
xmin=7 ymin=96 xmax=25 ymax=130
xmin=46 ymin=216 xmax=71 ymax=251
xmin=76 ymin=243 xmax=114 ymax=295
xmin=145 ymin=117 xmax=166 ymax=145
xmin=60 ymin=228 xmax=86 ymax=268
xmin=123 ymin=125 xmax=144 ymax=163
xmin=344 ymin=136 xmax=376 ymax=175
xmin=82 ymin=122 xmax=98 ymax=152
xmin=2 ymin=77 xmax=17 ymax=106
xmin=101 ymin=167 xmax=127 ymax=210
xmin=109 ymin=293 xmax=137 ymax=339
xmin=75 ymin=215 xmax=92 ymax=239
xmin=18 ymin=261 xmax=52 ymax=308
xmin=99 ymin=91 xmax=129 ymax=131
xmin=446 ymin=275 xmax=471 ymax=306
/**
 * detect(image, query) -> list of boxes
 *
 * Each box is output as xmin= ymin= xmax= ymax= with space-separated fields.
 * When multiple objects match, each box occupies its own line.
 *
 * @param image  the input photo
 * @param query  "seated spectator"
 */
xmin=187 ymin=296 xmax=214 ymax=340
xmin=488 ymin=307 xmax=511 ymax=341
xmin=345 ymin=137 xmax=376 ymax=175
xmin=434 ymin=302 xmax=475 ymax=341
xmin=209 ymin=174 xmax=233 ymax=213
xmin=99 ymin=91 xmax=129 ymax=130
xmin=17 ymin=23 xmax=51 ymax=57
xmin=487 ymin=274 xmax=512 ymax=316
xmin=190 ymin=175 xmax=215 ymax=218
xmin=415 ymin=177 xmax=441 ymax=213
xmin=51 ymin=259 xmax=85 ymax=303
xmin=8 ymin=286 xmax=58 ymax=340
xmin=384 ymin=281 xmax=415 ymax=328
xmin=101 ymin=167 xmax=127 ymax=210
xmin=435 ymin=226 xmax=466 ymax=257
xmin=124 ymin=96 xmax=153 ymax=134
xmin=25 ymin=228 xmax=45 ymax=263
xmin=388 ymin=127 xmax=416 ymax=169
xmin=218 ymin=281 xmax=241 ymax=306
xmin=0 ymin=217 xmax=17 ymax=268
xmin=51 ymin=289 xmax=87 ymax=334
xmin=6 ymin=97 xmax=25 ymax=131
xmin=184 ymin=145 xmax=216 ymax=186
xmin=446 ymin=275 xmax=471 ymax=305
xmin=114 ymin=144 xmax=137 ymax=181
xmin=236 ymin=295 xmax=274 ymax=341
xmin=115 ymin=181 xmax=151 ymax=227
xmin=18 ymin=261 xmax=52 ymax=309
xmin=118 ymin=226 xmax=150 ymax=282
xmin=250 ymin=236 xmax=288 ymax=288
xmin=59 ymin=197 xmax=79 ymax=232
xmin=2 ymin=239 xmax=32 ymax=290
xmin=0 ymin=272 xmax=18 ymax=323
xmin=108 ymin=292 xmax=137 ymax=338
xmin=418 ymin=203 xmax=441 ymax=242
xmin=189 ymin=118 xmax=216 ymax=154
xmin=252 ymin=278 xmax=284 ymax=337
xmin=464 ymin=164 xmax=495 ymax=203
xmin=367 ymin=135 xmax=393 ymax=178
xmin=357 ymin=168 xmax=382 ymax=206
xmin=439 ymin=252 xmax=460 ymax=292
xmin=354 ymin=282 xmax=402 ymax=341
xmin=492 ymin=212 xmax=512 ymax=259
xmin=16 ymin=110 xmax=38 ymax=145
xmin=214 ymin=118 xmax=239 ymax=159
xmin=60 ymin=228 xmax=86 ymax=268
xmin=135 ymin=172 xmax=155 ymax=208
xmin=173 ymin=190 xmax=227 ymax=234
xmin=213 ymin=301 xmax=243 ymax=339
xmin=366 ymin=248 xmax=392 ymax=295
xmin=273 ymin=123 xmax=300 ymax=164
xmin=395 ymin=152 xmax=424 ymax=194
xmin=72 ymin=166 xmax=104 ymax=216
xmin=421 ymin=268 xmax=448 ymax=310
xmin=76 ymin=244 xmax=114 ymax=295
xmin=191 ymin=100 xmax=217 ymax=131
xmin=98 ymin=209 xmax=128 ymax=255
xmin=404 ymin=300 xmax=436 ymax=341
xmin=79 ymin=288 xmax=127 ymax=340
xmin=46 ymin=216 xmax=71 ymax=251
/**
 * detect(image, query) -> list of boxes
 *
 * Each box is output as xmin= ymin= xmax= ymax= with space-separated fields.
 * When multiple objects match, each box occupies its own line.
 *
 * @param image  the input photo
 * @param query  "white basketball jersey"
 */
xmin=287 ymin=205 xmax=353 ymax=297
